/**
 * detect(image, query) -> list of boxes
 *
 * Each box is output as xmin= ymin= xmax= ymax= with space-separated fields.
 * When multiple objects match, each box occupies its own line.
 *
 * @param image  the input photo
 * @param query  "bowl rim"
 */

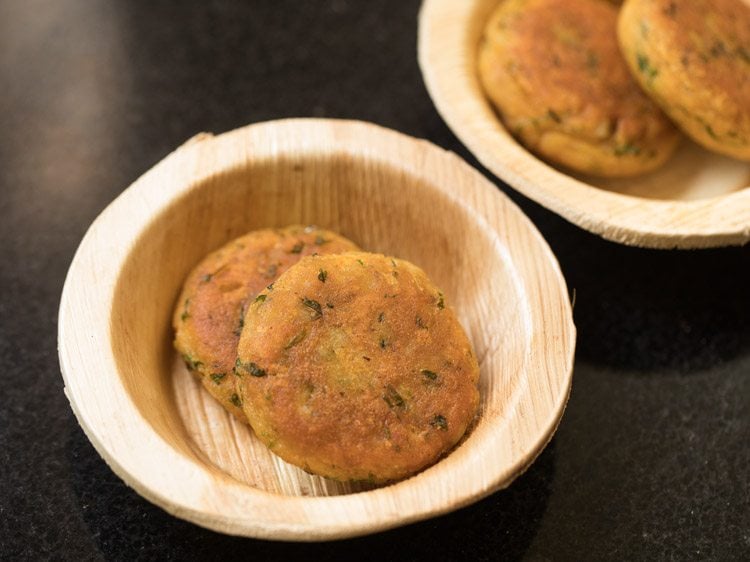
xmin=418 ymin=0 xmax=750 ymax=249
xmin=58 ymin=118 xmax=575 ymax=540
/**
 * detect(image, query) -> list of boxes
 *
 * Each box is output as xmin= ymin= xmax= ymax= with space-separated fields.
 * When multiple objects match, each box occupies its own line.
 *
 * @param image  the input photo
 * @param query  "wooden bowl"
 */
xmin=418 ymin=0 xmax=750 ymax=249
xmin=58 ymin=119 xmax=575 ymax=540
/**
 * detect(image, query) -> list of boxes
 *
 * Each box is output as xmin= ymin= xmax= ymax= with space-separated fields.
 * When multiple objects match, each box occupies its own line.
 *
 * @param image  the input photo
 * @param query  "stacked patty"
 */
xmin=619 ymin=0 xmax=750 ymax=161
xmin=479 ymin=0 xmax=680 ymax=177
xmin=479 ymin=0 xmax=750 ymax=176
xmin=236 ymin=252 xmax=479 ymax=483
xmin=173 ymin=228 xmax=480 ymax=482
xmin=173 ymin=225 xmax=359 ymax=422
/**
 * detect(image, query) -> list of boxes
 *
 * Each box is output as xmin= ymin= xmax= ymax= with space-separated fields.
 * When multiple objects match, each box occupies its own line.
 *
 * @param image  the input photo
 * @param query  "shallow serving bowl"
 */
xmin=419 ymin=0 xmax=750 ymax=249
xmin=58 ymin=119 xmax=575 ymax=540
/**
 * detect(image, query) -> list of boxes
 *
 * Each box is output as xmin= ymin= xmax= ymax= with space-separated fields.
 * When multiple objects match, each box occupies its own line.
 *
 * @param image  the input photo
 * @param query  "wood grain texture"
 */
xmin=58 ymin=119 xmax=575 ymax=540
xmin=418 ymin=0 xmax=750 ymax=249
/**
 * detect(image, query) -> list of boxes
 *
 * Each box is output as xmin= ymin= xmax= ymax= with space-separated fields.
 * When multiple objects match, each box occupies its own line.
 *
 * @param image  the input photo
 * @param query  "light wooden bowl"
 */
xmin=418 ymin=0 xmax=750 ymax=249
xmin=58 ymin=119 xmax=575 ymax=540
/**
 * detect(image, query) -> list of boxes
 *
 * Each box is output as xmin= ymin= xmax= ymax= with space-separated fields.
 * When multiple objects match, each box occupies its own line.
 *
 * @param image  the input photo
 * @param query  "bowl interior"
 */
xmin=60 ymin=120 xmax=573 ymax=539
xmin=578 ymin=140 xmax=750 ymax=202
xmin=110 ymin=151 xmax=531 ymax=497
xmin=419 ymin=0 xmax=750 ymax=247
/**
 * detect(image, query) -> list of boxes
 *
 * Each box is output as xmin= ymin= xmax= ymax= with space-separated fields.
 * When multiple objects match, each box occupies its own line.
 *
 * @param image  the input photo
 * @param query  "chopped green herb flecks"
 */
xmin=547 ymin=109 xmax=561 ymax=123
xmin=302 ymin=380 xmax=315 ymax=395
xmin=234 ymin=358 xmax=267 ymax=377
xmin=421 ymin=369 xmax=438 ymax=381
xmin=586 ymin=51 xmax=599 ymax=72
xmin=362 ymin=356 xmax=371 ymax=362
xmin=181 ymin=298 xmax=190 ymax=321
xmin=326 ymin=302 xmax=334 ymax=309
xmin=383 ymin=385 xmax=405 ymax=409
xmin=230 ymin=393 xmax=242 ymax=408
xmin=318 ymin=269 xmax=328 ymax=282
xmin=200 ymin=273 xmax=213 ymax=283
xmin=290 ymin=241 xmax=304 ymax=254
xmin=255 ymin=293 xmax=267 ymax=303
xmin=234 ymin=302 xmax=247 ymax=336
xmin=436 ymin=292 xmax=445 ymax=310
xmin=284 ymin=330 xmax=307 ymax=350
xmin=636 ymin=53 xmax=658 ymax=82
xmin=639 ymin=19 xmax=650 ymax=38
xmin=390 ymin=258 xmax=397 ymax=268
xmin=709 ymin=41 xmax=726 ymax=58
xmin=430 ymin=414 xmax=448 ymax=431
xmin=301 ymin=297 xmax=323 ymax=319
xmin=378 ymin=312 xmax=385 ymax=323
xmin=210 ymin=372 xmax=226 ymax=384
xmin=384 ymin=293 xmax=398 ymax=299
xmin=356 ymin=258 xmax=365 ymax=266
xmin=265 ymin=264 xmax=278 ymax=279
xmin=248 ymin=362 xmax=266 ymax=377
xmin=705 ymin=124 xmax=719 ymax=140
xmin=267 ymin=283 xmax=274 ymax=291
xmin=415 ymin=315 xmax=428 ymax=329
xmin=182 ymin=354 xmax=203 ymax=371
xmin=379 ymin=338 xmax=387 ymax=349
xmin=614 ymin=142 xmax=642 ymax=157
xmin=314 ymin=235 xmax=328 ymax=245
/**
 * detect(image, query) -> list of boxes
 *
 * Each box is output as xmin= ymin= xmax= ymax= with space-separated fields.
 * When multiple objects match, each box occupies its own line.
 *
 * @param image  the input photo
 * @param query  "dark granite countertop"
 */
xmin=1 ymin=1 xmax=748 ymax=560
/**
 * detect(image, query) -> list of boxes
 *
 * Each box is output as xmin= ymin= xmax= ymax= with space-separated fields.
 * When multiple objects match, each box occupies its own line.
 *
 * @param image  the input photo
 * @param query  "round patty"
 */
xmin=235 ymin=252 xmax=480 ymax=483
xmin=173 ymin=226 xmax=359 ymax=423
xmin=478 ymin=0 xmax=681 ymax=176
xmin=618 ymin=0 xmax=750 ymax=160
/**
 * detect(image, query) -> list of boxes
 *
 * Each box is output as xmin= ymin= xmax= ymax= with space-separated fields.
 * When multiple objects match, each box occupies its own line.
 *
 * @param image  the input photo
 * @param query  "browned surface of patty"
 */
xmin=618 ymin=0 xmax=750 ymax=160
xmin=479 ymin=0 xmax=680 ymax=176
xmin=235 ymin=252 xmax=480 ymax=483
xmin=173 ymin=226 xmax=359 ymax=422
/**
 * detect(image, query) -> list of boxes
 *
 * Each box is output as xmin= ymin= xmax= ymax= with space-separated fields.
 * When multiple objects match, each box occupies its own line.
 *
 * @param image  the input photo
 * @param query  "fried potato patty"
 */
xmin=479 ymin=0 xmax=681 ymax=176
xmin=618 ymin=0 xmax=750 ymax=160
xmin=235 ymin=252 xmax=480 ymax=482
xmin=173 ymin=226 xmax=359 ymax=422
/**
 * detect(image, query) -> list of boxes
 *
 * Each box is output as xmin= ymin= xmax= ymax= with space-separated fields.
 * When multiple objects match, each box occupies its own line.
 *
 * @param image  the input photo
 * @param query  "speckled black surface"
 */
xmin=1 ymin=1 xmax=748 ymax=560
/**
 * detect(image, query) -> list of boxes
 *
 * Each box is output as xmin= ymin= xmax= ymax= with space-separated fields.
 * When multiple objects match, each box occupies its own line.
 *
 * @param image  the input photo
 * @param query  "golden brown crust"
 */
xmin=618 ymin=0 xmax=750 ymax=160
xmin=479 ymin=0 xmax=681 ymax=176
xmin=235 ymin=252 xmax=480 ymax=483
xmin=172 ymin=226 xmax=359 ymax=422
